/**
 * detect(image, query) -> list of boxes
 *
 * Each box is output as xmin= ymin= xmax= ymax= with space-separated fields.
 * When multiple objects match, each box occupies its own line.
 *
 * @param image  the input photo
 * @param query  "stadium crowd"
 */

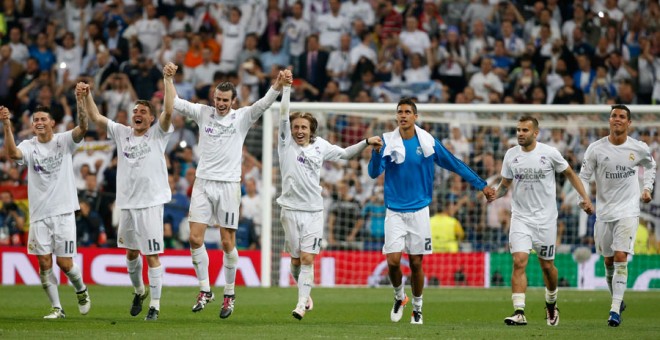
xmin=0 ymin=0 xmax=659 ymax=253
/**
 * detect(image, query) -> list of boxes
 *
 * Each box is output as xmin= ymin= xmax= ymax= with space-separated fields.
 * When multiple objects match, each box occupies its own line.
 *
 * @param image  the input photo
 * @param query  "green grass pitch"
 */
xmin=1 ymin=286 xmax=659 ymax=339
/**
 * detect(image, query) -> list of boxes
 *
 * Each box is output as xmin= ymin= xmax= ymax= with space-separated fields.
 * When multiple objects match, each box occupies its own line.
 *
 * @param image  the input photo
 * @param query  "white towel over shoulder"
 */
xmin=382 ymin=125 xmax=436 ymax=164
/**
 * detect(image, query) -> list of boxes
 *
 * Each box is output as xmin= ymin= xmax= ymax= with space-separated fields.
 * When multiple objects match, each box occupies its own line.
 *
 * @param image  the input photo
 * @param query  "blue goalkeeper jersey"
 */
xmin=368 ymin=134 xmax=486 ymax=212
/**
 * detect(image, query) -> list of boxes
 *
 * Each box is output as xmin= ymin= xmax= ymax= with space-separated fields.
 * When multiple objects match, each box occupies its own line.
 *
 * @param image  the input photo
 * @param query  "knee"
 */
xmin=189 ymin=233 xmax=204 ymax=249
xmin=221 ymin=239 xmax=233 ymax=252
xmin=146 ymin=255 xmax=161 ymax=268
xmin=300 ymin=253 xmax=315 ymax=266
xmin=408 ymin=258 xmax=423 ymax=272
xmin=387 ymin=258 xmax=400 ymax=270
xmin=56 ymin=258 xmax=73 ymax=272
xmin=37 ymin=256 xmax=53 ymax=271
xmin=513 ymin=257 xmax=528 ymax=270
xmin=126 ymin=249 xmax=140 ymax=261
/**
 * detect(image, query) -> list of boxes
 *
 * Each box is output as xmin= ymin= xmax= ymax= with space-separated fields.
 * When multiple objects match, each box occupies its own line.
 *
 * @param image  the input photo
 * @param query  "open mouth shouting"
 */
xmin=295 ymin=132 xmax=307 ymax=144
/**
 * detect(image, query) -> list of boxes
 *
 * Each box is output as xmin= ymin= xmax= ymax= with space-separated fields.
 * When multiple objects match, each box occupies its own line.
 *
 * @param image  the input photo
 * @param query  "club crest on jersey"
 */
xmin=416 ymin=147 xmax=422 ymax=155
xmin=629 ymin=153 xmax=635 ymax=161
xmin=539 ymin=156 xmax=547 ymax=165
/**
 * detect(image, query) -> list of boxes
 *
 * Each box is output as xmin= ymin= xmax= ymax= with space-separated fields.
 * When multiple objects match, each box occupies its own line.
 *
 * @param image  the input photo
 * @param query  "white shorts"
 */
xmin=117 ymin=205 xmax=165 ymax=255
xmin=383 ymin=207 xmax=432 ymax=255
xmin=594 ymin=217 xmax=639 ymax=257
xmin=509 ymin=218 xmax=557 ymax=260
xmin=189 ymin=179 xmax=241 ymax=229
xmin=27 ymin=213 xmax=77 ymax=257
xmin=280 ymin=209 xmax=323 ymax=258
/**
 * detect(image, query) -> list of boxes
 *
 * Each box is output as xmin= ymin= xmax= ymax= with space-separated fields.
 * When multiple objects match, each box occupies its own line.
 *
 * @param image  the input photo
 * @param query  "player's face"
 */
xmin=291 ymin=117 xmax=311 ymax=146
xmin=516 ymin=120 xmax=538 ymax=148
xmin=32 ymin=111 xmax=54 ymax=138
xmin=609 ymin=108 xmax=630 ymax=135
xmin=214 ymin=89 xmax=234 ymax=116
xmin=132 ymin=104 xmax=155 ymax=133
xmin=396 ymin=104 xmax=417 ymax=130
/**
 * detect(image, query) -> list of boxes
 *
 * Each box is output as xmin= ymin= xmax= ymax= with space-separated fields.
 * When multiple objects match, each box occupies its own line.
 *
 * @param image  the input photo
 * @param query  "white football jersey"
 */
xmin=107 ymin=120 xmax=173 ymax=209
xmin=17 ymin=131 xmax=81 ymax=222
xmin=501 ymin=142 xmax=568 ymax=225
xmin=277 ymin=119 xmax=347 ymax=212
xmin=173 ymin=88 xmax=280 ymax=182
xmin=579 ymin=136 xmax=656 ymax=222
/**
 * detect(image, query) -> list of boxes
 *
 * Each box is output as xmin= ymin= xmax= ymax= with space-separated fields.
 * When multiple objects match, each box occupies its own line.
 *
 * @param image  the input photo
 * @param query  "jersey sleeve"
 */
xmin=63 ymin=130 xmax=82 ymax=154
xmin=173 ymin=97 xmax=203 ymax=122
xmin=15 ymin=140 xmax=29 ymax=165
xmin=433 ymin=139 xmax=486 ymax=190
xmin=501 ymin=148 xmax=514 ymax=179
xmin=323 ymin=141 xmax=347 ymax=161
xmin=106 ymin=120 xmax=119 ymax=141
xmin=549 ymin=146 xmax=569 ymax=173
xmin=244 ymin=87 xmax=280 ymax=126
xmin=278 ymin=86 xmax=292 ymax=150
xmin=368 ymin=138 xmax=386 ymax=179
xmin=639 ymin=142 xmax=657 ymax=192
xmin=579 ymin=144 xmax=596 ymax=182
xmin=154 ymin=119 xmax=175 ymax=149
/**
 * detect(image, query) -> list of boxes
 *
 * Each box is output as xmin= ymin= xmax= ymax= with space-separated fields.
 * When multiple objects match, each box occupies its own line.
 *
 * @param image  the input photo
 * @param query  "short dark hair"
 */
xmin=215 ymin=81 xmax=237 ymax=100
xmin=397 ymin=97 xmax=417 ymax=115
xmin=33 ymin=105 xmax=53 ymax=119
xmin=610 ymin=104 xmax=631 ymax=120
xmin=289 ymin=111 xmax=318 ymax=143
xmin=519 ymin=115 xmax=539 ymax=129
xmin=134 ymin=99 xmax=156 ymax=117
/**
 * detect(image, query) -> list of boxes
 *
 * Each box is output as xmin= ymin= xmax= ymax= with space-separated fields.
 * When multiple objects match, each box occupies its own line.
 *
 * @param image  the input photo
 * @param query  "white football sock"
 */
xmin=191 ymin=245 xmax=210 ymax=292
xmin=412 ymin=295 xmax=423 ymax=312
xmin=605 ymin=264 xmax=614 ymax=295
xmin=512 ymin=293 xmax=525 ymax=311
xmin=297 ymin=264 xmax=313 ymax=309
xmin=611 ymin=262 xmax=627 ymax=313
xmin=148 ymin=266 xmax=163 ymax=310
xmin=290 ymin=263 xmax=301 ymax=283
xmin=40 ymin=269 xmax=61 ymax=309
xmin=126 ymin=255 xmax=145 ymax=295
xmin=64 ymin=263 xmax=86 ymax=293
xmin=545 ymin=288 xmax=558 ymax=304
xmin=393 ymin=283 xmax=405 ymax=300
xmin=223 ymin=247 xmax=238 ymax=295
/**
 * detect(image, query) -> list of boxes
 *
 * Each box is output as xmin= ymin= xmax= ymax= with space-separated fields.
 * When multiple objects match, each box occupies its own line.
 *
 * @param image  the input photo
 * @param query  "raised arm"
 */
xmin=78 ymin=82 xmax=109 ymax=129
xmin=161 ymin=62 xmax=177 ymax=131
xmin=279 ymin=82 xmax=291 ymax=146
xmin=563 ymin=166 xmax=594 ymax=214
xmin=0 ymin=106 xmax=23 ymax=160
xmin=72 ymin=84 xmax=88 ymax=143
xmin=339 ymin=136 xmax=383 ymax=160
